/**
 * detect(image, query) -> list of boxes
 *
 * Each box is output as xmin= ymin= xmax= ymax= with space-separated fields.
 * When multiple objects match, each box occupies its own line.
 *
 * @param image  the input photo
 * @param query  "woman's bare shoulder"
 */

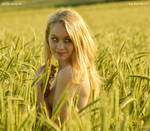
xmin=34 ymin=64 xmax=46 ymax=80
xmin=57 ymin=65 xmax=73 ymax=83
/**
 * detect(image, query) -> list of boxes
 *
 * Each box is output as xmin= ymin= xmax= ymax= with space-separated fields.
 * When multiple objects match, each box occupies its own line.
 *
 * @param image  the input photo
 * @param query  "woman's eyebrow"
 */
xmin=50 ymin=34 xmax=70 ymax=38
xmin=50 ymin=34 xmax=56 ymax=36
xmin=64 ymin=36 xmax=70 ymax=39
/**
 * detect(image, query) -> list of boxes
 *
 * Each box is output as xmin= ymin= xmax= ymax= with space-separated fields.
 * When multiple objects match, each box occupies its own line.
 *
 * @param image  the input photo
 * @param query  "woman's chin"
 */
xmin=55 ymin=56 xmax=68 ymax=61
xmin=54 ymin=54 xmax=71 ymax=62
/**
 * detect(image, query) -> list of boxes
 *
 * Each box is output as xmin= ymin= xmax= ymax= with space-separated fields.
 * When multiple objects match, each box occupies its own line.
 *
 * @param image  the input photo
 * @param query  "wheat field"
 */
xmin=0 ymin=1 xmax=150 ymax=130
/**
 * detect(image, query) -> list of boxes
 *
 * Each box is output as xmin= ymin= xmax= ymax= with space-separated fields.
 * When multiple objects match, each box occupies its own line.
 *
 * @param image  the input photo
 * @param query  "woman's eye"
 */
xmin=65 ymin=38 xmax=72 ymax=43
xmin=51 ymin=37 xmax=58 ymax=42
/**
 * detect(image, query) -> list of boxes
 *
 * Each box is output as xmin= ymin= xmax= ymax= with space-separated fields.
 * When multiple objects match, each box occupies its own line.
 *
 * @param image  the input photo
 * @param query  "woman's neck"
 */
xmin=58 ymin=60 xmax=71 ymax=72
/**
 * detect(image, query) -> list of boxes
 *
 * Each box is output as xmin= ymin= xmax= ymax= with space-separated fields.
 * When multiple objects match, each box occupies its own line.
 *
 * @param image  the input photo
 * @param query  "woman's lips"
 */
xmin=57 ymin=52 xmax=66 ymax=55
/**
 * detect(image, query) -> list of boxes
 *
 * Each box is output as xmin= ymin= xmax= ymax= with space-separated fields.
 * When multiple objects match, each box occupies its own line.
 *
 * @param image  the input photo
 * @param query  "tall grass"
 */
xmin=0 ymin=1 xmax=150 ymax=130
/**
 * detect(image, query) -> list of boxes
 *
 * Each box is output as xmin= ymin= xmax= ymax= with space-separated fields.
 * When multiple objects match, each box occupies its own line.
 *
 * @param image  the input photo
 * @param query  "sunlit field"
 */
xmin=0 ymin=1 xmax=150 ymax=130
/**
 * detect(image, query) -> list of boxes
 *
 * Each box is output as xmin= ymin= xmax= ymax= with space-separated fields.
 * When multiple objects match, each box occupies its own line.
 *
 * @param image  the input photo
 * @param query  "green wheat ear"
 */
xmin=1 ymin=2 xmax=150 ymax=130
xmin=31 ymin=73 xmax=43 ymax=87
xmin=43 ymin=66 xmax=50 ymax=95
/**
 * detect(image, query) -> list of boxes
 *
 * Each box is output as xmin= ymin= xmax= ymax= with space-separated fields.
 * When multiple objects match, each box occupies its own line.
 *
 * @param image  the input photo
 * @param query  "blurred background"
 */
xmin=0 ymin=0 xmax=148 ymax=10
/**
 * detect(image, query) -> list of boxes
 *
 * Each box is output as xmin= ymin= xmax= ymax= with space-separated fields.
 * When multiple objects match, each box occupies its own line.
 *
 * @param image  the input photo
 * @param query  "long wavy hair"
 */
xmin=44 ymin=9 xmax=101 ymax=98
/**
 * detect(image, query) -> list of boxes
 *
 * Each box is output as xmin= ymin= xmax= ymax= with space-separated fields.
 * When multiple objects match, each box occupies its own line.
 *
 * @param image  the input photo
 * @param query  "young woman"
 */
xmin=34 ymin=8 xmax=101 ymax=124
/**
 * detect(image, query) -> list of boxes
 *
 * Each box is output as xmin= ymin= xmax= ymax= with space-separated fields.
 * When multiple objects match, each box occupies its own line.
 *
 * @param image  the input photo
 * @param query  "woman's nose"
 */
xmin=57 ymin=41 xmax=64 ymax=49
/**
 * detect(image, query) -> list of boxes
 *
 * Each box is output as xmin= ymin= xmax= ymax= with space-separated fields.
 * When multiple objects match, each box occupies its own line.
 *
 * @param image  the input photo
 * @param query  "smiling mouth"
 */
xmin=57 ymin=52 xmax=66 ymax=55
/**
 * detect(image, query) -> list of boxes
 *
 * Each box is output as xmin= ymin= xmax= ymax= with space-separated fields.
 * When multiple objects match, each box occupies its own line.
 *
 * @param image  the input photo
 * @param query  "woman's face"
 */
xmin=48 ymin=23 xmax=74 ymax=63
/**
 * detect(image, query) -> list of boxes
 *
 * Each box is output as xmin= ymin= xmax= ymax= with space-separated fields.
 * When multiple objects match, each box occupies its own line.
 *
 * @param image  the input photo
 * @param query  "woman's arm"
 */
xmin=77 ymin=82 xmax=90 ymax=110
xmin=52 ymin=65 xmax=90 ymax=123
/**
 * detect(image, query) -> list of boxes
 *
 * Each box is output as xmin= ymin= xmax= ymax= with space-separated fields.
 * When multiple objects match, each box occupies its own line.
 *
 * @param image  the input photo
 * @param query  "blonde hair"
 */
xmin=44 ymin=9 xmax=101 ymax=98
